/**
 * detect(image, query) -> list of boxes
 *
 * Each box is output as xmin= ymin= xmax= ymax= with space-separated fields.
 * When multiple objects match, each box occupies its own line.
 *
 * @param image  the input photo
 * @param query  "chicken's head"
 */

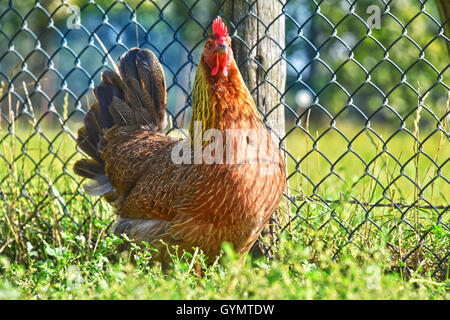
xmin=202 ymin=16 xmax=233 ymax=77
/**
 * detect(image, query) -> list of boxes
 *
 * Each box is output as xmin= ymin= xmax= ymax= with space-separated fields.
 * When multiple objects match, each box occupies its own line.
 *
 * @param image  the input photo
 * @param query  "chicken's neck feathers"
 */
xmin=189 ymin=58 xmax=261 ymax=141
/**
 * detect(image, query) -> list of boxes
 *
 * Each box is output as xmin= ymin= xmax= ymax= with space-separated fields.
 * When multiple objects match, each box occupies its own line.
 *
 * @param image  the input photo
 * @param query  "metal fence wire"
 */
xmin=0 ymin=0 xmax=448 ymax=279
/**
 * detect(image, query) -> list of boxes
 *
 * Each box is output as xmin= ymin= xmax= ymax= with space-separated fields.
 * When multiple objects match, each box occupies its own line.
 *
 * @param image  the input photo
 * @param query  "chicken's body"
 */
xmin=74 ymin=17 xmax=285 ymax=263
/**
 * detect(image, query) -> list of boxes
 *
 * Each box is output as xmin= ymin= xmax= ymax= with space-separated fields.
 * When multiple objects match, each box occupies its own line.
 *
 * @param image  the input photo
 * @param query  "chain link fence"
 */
xmin=0 ymin=0 xmax=448 ymax=279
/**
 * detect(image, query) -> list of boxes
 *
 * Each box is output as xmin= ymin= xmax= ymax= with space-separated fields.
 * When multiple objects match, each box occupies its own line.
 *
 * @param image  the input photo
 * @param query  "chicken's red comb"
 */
xmin=212 ymin=16 xmax=227 ymax=38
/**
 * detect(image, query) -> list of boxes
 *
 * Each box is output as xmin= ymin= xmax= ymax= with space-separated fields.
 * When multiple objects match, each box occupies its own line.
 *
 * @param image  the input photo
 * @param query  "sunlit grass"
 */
xmin=0 ymin=231 xmax=449 ymax=299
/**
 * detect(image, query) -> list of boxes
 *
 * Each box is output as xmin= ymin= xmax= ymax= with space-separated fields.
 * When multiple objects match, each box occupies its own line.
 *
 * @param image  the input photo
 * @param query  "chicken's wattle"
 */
xmin=211 ymin=52 xmax=229 ymax=76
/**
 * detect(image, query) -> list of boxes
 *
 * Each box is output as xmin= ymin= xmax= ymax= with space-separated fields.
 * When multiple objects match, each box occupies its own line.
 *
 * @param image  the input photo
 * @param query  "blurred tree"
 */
xmin=283 ymin=0 xmax=448 ymax=132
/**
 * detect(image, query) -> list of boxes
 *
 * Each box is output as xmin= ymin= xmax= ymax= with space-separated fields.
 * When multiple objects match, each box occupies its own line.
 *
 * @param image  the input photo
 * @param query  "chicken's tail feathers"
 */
xmin=74 ymin=48 xmax=167 ymax=195
xmin=93 ymin=48 xmax=167 ymax=132
xmin=118 ymin=48 xmax=167 ymax=131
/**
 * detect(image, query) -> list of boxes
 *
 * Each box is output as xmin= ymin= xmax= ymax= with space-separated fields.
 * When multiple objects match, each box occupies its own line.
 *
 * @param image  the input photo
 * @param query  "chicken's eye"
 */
xmin=206 ymin=42 xmax=213 ymax=49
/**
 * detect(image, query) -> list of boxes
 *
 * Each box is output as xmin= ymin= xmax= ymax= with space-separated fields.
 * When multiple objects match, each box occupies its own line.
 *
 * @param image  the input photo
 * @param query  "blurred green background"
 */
xmin=0 ymin=0 xmax=448 ymax=130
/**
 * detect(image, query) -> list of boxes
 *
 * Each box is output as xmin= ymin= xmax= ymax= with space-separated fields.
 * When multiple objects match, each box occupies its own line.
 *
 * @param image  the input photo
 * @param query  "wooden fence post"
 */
xmin=223 ymin=0 xmax=288 ymax=257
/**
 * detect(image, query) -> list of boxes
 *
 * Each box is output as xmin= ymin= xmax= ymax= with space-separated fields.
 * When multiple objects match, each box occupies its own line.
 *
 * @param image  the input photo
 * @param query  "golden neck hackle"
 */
xmin=189 ymin=58 xmax=260 ymax=143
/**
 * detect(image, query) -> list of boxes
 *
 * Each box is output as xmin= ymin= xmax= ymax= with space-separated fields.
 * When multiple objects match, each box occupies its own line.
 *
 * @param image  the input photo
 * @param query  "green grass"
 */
xmin=282 ymin=119 xmax=449 ymax=281
xmin=0 ymin=114 xmax=449 ymax=299
xmin=0 ymin=233 xmax=449 ymax=299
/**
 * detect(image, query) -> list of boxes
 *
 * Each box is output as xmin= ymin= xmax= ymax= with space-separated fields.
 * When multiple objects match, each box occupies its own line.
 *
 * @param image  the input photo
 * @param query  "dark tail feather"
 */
xmin=74 ymin=48 xmax=167 ymax=196
xmin=73 ymin=159 xmax=104 ymax=179
xmin=94 ymin=70 xmax=124 ymax=129
xmin=120 ymin=48 xmax=167 ymax=131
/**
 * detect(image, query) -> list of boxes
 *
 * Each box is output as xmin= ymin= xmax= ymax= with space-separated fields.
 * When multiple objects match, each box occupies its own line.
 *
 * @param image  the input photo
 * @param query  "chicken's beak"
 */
xmin=217 ymin=43 xmax=228 ymax=54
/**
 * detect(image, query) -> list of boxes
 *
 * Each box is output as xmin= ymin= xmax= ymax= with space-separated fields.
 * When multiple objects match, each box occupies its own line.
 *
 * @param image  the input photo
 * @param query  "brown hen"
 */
xmin=74 ymin=17 xmax=286 ymax=264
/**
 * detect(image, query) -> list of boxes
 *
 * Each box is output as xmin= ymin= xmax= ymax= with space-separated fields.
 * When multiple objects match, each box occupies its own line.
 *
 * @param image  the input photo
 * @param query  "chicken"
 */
xmin=74 ymin=16 xmax=286 ymax=264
